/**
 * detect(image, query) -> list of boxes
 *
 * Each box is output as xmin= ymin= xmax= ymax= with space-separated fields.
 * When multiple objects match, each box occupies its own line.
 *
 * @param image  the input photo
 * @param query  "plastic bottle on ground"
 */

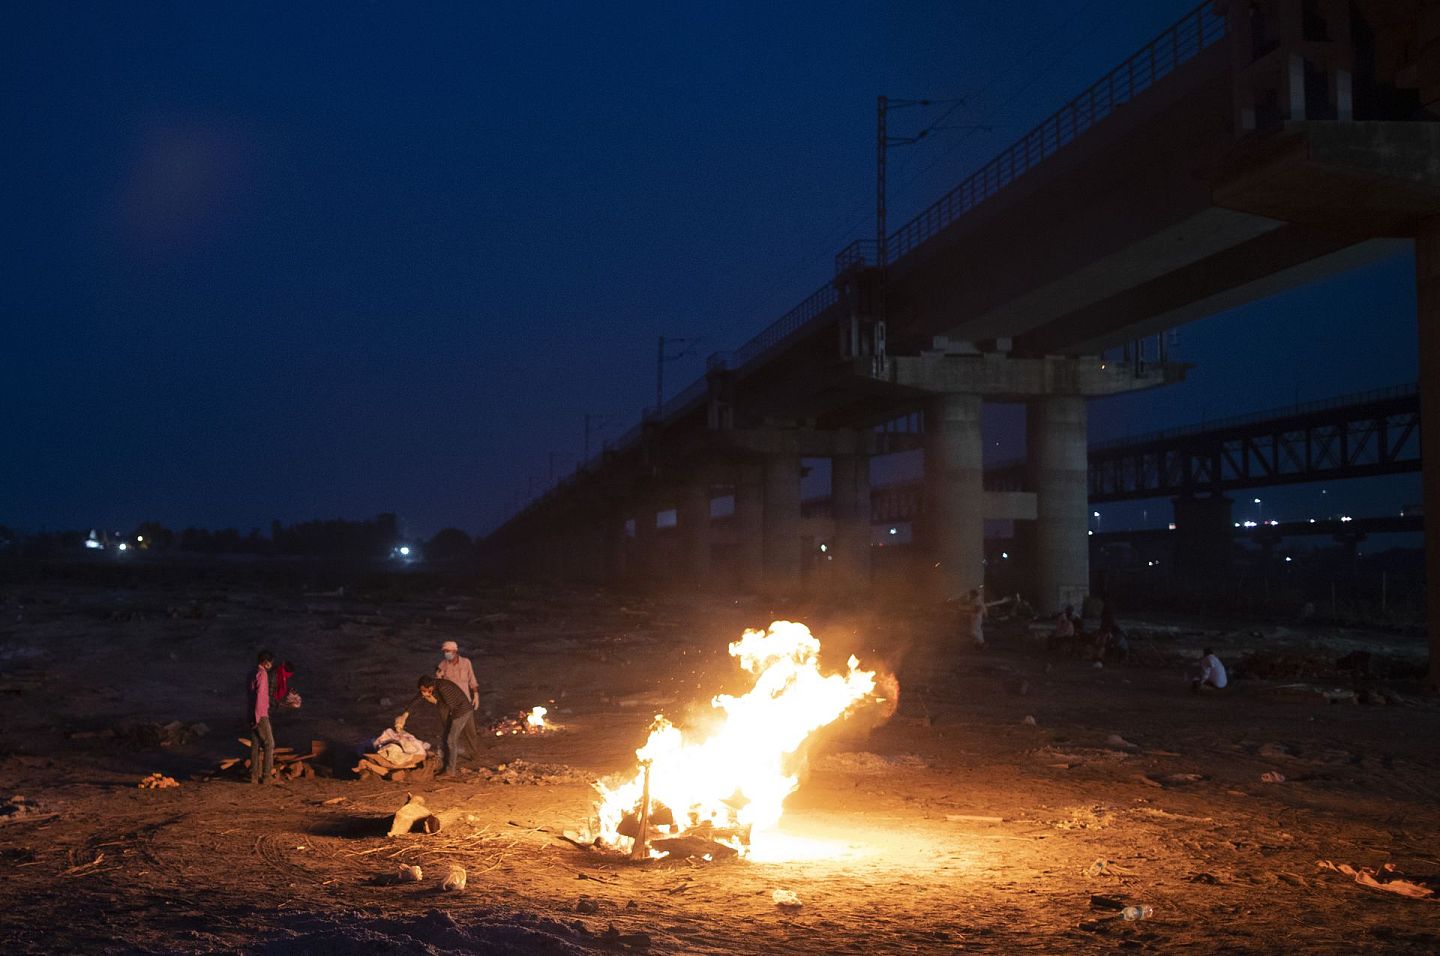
xmin=1121 ymin=905 xmax=1153 ymax=921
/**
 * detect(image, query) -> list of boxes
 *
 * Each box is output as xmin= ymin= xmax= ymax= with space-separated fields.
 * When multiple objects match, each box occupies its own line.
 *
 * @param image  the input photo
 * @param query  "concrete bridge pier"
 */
xmin=678 ymin=471 xmax=714 ymax=587
xmin=604 ymin=510 xmax=628 ymax=584
xmin=830 ymin=448 xmax=872 ymax=594
xmin=630 ymin=495 xmax=658 ymax=586
xmin=1027 ymin=395 xmax=1090 ymax=614
xmin=762 ymin=451 xmax=803 ymax=590
xmin=734 ymin=462 xmax=765 ymax=592
xmin=924 ymin=393 xmax=985 ymax=602
xmin=1417 ymin=217 xmax=1440 ymax=689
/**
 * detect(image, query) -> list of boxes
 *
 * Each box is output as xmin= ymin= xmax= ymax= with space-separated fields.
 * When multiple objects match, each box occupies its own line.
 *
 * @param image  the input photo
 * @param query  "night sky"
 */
xmin=2 ymin=1 xmax=1420 ymax=540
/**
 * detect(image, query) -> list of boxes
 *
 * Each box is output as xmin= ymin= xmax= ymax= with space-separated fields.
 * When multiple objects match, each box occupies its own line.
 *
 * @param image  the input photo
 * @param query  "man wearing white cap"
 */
xmin=436 ymin=640 xmax=480 ymax=708
xmin=436 ymin=639 xmax=483 ymax=757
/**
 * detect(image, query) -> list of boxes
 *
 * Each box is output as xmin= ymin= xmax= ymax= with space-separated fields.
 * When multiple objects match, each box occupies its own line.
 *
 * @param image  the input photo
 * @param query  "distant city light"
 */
xmin=1285 ymin=556 xmax=1293 ymax=563
xmin=1092 ymin=511 xmax=1100 ymax=518
xmin=1253 ymin=497 xmax=1261 ymax=504
xmin=1167 ymin=522 xmax=1176 ymax=530
xmin=1001 ymin=551 xmax=1009 ymax=559
xmin=136 ymin=535 xmax=144 ymax=542
xmin=399 ymin=545 xmax=411 ymax=556
xmin=1242 ymin=520 xmax=1257 ymax=528
xmin=819 ymin=544 xmax=828 ymax=552
xmin=1340 ymin=516 xmax=1353 ymax=523
xmin=888 ymin=528 xmax=897 ymax=535
xmin=1087 ymin=530 xmax=1094 ymax=536
xmin=118 ymin=542 xmax=129 ymax=551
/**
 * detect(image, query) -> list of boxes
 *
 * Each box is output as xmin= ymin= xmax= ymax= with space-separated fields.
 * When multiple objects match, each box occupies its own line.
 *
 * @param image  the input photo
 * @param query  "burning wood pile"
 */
xmin=575 ymin=621 xmax=891 ymax=862
xmin=487 ymin=705 xmax=557 ymax=737
xmin=137 ymin=772 xmax=180 ymax=789
xmin=216 ymin=737 xmax=329 ymax=781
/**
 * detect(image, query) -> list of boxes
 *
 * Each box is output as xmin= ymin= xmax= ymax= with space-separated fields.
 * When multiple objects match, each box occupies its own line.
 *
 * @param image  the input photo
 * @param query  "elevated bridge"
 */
xmin=488 ymin=1 xmax=1440 ymax=679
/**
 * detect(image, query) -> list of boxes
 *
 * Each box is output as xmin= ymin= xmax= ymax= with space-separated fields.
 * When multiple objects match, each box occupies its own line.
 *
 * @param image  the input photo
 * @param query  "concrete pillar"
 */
xmin=1416 ymin=217 xmax=1440 ymax=690
xmin=679 ymin=475 xmax=713 ymax=587
xmin=924 ymin=394 xmax=984 ymax=601
xmin=762 ymin=452 xmax=802 ymax=589
xmin=1171 ymin=495 xmax=1234 ymax=579
xmin=1028 ymin=395 xmax=1089 ymax=614
xmin=735 ymin=463 xmax=765 ymax=591
xmin=606 ymin=512 xmax=628 ymax=584
xmin=831 ymin=451 xmax=872 ymax=593
xmin=632 ymin=498 xmax=657 ymax=587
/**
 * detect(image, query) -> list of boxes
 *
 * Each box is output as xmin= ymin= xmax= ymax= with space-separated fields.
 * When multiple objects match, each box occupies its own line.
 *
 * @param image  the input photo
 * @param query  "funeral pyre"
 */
xmin=489 ymin=705 xmax=559 ymax=736
xmin=591 ymin=620 xmax=889 ymax=860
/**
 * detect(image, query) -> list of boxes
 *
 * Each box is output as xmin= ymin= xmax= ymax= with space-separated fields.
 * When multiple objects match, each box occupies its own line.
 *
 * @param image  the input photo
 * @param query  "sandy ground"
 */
xmin=1 ymin=562 xmax=1438 ymax=954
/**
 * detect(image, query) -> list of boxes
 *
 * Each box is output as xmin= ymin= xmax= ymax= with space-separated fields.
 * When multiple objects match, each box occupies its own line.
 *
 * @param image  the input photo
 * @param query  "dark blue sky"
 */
xmin=2 ymin=1 xmax=1419 ymax=538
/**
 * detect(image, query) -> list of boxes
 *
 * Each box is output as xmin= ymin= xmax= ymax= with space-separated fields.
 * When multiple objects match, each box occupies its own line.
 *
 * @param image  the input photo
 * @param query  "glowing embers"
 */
xmin=592 ymin=620 xmax=885 ymax=861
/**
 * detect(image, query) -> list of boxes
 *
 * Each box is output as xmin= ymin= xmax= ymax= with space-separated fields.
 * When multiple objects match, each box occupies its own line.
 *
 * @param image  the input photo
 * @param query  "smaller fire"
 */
xmin=488 ymin=705 xmax=558 ymax=736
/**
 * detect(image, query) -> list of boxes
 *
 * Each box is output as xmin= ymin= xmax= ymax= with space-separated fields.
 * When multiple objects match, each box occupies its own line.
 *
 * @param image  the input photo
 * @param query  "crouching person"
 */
xmin=397 ymin=676 xmax=475 ymax=776
xmin=1190 ymin=647 xmax=1228 ymax=693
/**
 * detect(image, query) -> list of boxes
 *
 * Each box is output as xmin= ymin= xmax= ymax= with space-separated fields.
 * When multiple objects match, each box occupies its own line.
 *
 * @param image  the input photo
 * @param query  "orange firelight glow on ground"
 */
xmin=594 ymin=621 xmax=885 ymax=859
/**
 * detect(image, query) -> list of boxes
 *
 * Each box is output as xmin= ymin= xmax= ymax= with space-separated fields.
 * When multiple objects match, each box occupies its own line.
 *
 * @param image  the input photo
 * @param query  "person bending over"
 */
xmin=396 ymin=676 xmax=476 ymax=776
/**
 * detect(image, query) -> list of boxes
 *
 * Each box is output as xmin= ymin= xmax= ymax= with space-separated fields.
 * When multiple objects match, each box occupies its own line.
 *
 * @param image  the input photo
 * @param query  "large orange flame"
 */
xmin=595 ymin=620 xmax=879 ymax=856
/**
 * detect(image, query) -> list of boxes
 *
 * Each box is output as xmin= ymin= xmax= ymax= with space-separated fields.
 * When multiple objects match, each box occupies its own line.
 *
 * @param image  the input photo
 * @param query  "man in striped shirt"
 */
xmin=397 ymin=676 xmax=475 ymax=775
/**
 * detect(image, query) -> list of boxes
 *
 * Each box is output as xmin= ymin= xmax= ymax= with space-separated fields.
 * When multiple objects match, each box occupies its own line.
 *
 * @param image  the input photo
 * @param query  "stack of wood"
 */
xmin=353 ymin=748 xmax=435 ymax=783
xmin=219 ymin=737 xmax=328 ymax=781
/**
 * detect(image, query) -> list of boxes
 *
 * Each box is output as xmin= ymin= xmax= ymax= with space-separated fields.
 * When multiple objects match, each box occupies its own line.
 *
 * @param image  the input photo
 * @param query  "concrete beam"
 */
xmin=865 ymin=353 xmax=1180 ymax=399
xmin=714 ymin=427 xmax=878 ymax=458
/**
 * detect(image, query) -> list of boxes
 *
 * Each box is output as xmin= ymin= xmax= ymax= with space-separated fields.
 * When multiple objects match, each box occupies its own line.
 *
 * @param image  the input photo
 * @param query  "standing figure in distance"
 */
xmin=247 ymin=650 xmax=276 ymax=784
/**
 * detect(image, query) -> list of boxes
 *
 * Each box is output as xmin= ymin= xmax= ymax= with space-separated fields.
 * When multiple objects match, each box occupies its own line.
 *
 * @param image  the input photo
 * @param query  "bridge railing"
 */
xmin=886 ymin=1 xmax=1228 ymax=265
xmin=730 ymin=281 xmax=841 ymax=371
xmin=835 ymin=2 xmax=1228 ymax=271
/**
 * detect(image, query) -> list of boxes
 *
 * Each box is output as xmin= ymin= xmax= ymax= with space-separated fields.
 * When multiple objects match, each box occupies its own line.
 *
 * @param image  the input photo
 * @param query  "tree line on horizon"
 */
xmin=0 ymin=514 xmax=479 ymax=562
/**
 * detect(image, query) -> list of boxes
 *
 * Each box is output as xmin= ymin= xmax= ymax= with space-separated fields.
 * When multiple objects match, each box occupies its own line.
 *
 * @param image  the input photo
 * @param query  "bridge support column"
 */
xmin=735 ymin=462 xmax=765 ymax=591
xmin=596 ymin=521 xmax=617 ymax=583
xmin=831 ymin=450 xmax=871 ymax=594
xmin=1171 ymin=495 xmax=1233 ymax=580
xmin=762 ymin=452 xmax=803 ymax=590
xmin=679 ymin=474 xmax=713 ymax=587
xmin=924 ymin=394 xmax=984 ymax=601
xmin=1028 ymin=395 xmax=1089 ymax=614
xmin=632 ymin=498 xmax=657 ymax=587
xmin=1417 ymin=217 xmax=1440 ymax=689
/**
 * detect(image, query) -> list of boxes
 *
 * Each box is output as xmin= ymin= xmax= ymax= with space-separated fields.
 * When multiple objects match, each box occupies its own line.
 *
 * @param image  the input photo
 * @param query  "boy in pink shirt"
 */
xmin=247 ymin=650 xmax=275 ymax=784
